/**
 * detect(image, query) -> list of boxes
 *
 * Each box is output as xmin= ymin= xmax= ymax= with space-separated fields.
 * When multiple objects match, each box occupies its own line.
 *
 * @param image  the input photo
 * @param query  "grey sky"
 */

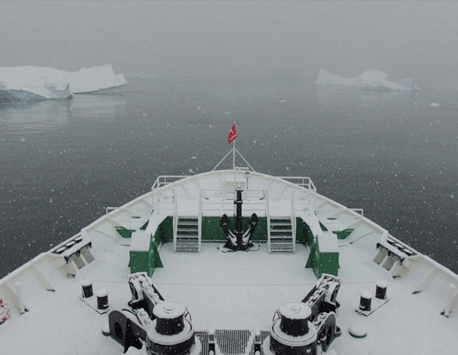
xmin=1 ymin=1 xmax=457 ymax=88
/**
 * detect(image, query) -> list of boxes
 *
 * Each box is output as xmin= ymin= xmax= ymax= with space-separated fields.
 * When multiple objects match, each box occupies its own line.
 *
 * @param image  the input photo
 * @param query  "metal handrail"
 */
xmin=266 ymin=190 xmax=271 ymax=253
xmin=277 ymin=176 xmax=316 ymax=191
xmin=173 ymin=189 xmax=178 ymax=252
xmin=151 ymin=175 xmax=316 ymax=192
xmin=316 ymin=207 xmax=364 ymax=217
xmin=151 ymin=175 xmax=189 ymax=190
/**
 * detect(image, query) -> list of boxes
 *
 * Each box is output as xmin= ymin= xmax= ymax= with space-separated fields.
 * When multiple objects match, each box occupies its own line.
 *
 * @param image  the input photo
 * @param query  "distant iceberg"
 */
xmin=315 ymin=69 xmax=358 ymax=87
xmin=64 ymin=65 xmax=127 ymax=94
xmin=315 ymin=69 xmax=421 ymax=91
xmin=0 ymin=67 xmax=72 ymax=101
xmin=0 ymin=64 xmax=126 ymax=101
xmin=357 ymin=70 xmax=421 ymax=91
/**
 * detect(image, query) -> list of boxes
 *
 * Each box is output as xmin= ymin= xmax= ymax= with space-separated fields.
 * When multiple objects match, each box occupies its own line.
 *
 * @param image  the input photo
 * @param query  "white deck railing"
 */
xmin=151 ymin=175 xmax=189 ymax=190
xmin=277 ymin=176 xmax=316 ymax=191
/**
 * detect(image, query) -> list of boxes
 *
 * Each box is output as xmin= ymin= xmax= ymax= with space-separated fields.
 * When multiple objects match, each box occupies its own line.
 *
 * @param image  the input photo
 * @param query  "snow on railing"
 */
xmin=104 ymin=206 xmax=152 ymax=230
xmin=198 ymin=192 xmax=202 ymax=252
xmin=151 ymin=175 xmax=194 ymax=213
xmin=277 ymin=176 xmax=316 ymax=191
xmin=315 ymin=207 xmax=364 ymax=219
xmin=200 ymin=189 xmax=268 ymax=216
xmin=291 ymin=192 xmax=297 ymax=252
xmin=173 ymin=189 xmax=178 ymax=252
xmin=266 ymin=177 xmax=317 ymax=208
xmin=266 ymin=190 xmax=271 ymax=253
xmin=151 ymin=175 xmax=189 ymax=190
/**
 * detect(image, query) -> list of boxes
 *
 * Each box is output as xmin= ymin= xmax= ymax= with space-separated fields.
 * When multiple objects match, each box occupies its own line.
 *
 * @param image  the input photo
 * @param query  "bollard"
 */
xmin=375 ymin=280 xmax=388 ymax=300
xmin=81 ymin=278 xmax=93 ymax=298
xmin=359 ymin=291 xmax=372 ymax=312
xmin=97 ymin=289 xmax=109 ymax=310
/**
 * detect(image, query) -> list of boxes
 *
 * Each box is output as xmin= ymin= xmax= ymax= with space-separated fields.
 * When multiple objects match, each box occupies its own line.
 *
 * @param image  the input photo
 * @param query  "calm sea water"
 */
xmin=1 ymin=75 xmax=457 ymax=278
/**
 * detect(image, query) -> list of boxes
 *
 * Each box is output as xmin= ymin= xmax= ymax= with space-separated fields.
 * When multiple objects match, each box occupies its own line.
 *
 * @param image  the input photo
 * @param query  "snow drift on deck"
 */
xmin=0 ymin=64 xmax=126 ymax=101
xmin=315 ymin=69 xmax=421 ymax=91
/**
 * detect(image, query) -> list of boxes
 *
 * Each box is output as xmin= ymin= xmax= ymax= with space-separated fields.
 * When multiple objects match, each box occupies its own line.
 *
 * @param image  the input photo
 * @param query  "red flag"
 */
xmin=228 ymin=125 xmax=237 ymax=143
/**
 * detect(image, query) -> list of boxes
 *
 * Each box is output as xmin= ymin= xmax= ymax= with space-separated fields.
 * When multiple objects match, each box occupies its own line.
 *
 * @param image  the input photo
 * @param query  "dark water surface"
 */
xmin=1 ymin=75 xmax=457 ymax=278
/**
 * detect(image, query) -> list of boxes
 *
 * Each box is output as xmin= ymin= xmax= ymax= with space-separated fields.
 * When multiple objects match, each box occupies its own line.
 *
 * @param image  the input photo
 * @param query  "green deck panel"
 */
xmin=131 ymin=215 xmax=312 ymax=244
xmin=201 ymin=216 xmax=268 ymax=242
xmin=334 ymin=229 xmax=354 ymax=240
xmin=150 ymin=241 xmax=163 ymax=269
xmin=319 ymin=222 xmax=328 ymax=231
xmin=201 ymin=217 xmax=229 ymax=241
xmin=116 ymin=220 xmax=151 ymax=238
xmin=129 ymin=250 xmax=150 ymax=274
xmin=157 ymin=216 xmax=173 ymax=243
xmin=129 ymin=247 xmax=161 ymax=276
xmin=140 ymin=220 xmax=149 ymax=230
xmin=315 ymin=252 xmax=339 ymax=278
xmin=129 ymin=217 xmax=171 ymax=276
xmin=115 ymin=226 xmax=135 ymax=239
xmin=305 ymin=234 xmax=340 ymax=278
xmin=251 ymin=217 xmax=268 ymax=242
xmin=296 ymin=217 xmax=314 ymax=246
xmin=305 ymin=242 xmax=318 ymax=269
xmin=129 ymin=215 xmax=336 ymax=278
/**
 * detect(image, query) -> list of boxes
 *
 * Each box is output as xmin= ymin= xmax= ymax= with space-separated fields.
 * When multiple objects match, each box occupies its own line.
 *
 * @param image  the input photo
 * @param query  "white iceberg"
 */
xmin=357 ymin=70 xmax=421 ymax=91
xmin=315 ymin=69 xmax=421 ymax=91
xmin=0 ymin=64 xmax=126 ymax=101
xmin=315 ymin=69 xmax=358 ymax=87
xmin=0 ymin=67 xmax=72 ymax=101
xmin=64 ymin=64 xmax=127 ymax=94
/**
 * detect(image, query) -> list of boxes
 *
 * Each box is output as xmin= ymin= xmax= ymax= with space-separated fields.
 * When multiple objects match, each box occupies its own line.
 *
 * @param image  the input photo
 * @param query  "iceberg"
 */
xmin=0 ymin=67 xmax=72 ymax=101
xmin=315 ymin=69 xmax=421 ymax=91
xmin=64 ymin=64 xmax=127 ymax=94
xmin=357 ymin=70 xmax=421 ymax=91
xmin=315 ymin=69 xmax=358 ymax=87
xmin=0 ymin=64 xmax=126 ymax=101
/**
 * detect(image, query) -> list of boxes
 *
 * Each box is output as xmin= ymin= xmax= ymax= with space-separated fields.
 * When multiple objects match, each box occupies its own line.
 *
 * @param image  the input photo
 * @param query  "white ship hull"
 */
xmin=1 ymin=162 xmax=457 ymax=355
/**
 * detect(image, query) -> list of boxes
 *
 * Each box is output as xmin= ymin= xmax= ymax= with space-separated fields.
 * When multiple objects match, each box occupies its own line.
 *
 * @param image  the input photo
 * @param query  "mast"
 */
xmin=233 ymin=135 xmax=236 ymax=186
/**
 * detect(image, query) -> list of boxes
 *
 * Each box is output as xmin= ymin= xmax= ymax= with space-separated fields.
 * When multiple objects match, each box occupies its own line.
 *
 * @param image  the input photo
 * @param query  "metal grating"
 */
xmin=248 ymin=331 xmax=269 ymax=355
xmin=194 ymin=330 xmax=269 ymax=355
xmin=195 ymin=331 xmax=210 ymax=355
xmin=215 ymin=330 xmax=252 ymax=355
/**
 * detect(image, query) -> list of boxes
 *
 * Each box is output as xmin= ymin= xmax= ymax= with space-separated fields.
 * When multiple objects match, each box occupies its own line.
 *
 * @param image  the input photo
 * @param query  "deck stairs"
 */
xmin=268 ymin=217 xmax=295 ymax=253
xmin=174 ymin=216 xmax=201 ymax=252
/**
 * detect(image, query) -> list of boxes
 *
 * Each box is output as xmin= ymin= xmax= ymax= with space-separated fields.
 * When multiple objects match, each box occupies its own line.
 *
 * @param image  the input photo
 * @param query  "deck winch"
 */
xmin=146 ymin=301 xmax=196 ymax=355
xmin=107 ymin=272 xmax=341 ymax=354
xmin=264 ymin=274 xmax=341 ymax=355
xmin=220 ymin=186 xmax=258 ymax=251
xmin=108 ymin=272 xmax=199 ymax=354
xmin=269 ymin=302 xmax=318 ymax=355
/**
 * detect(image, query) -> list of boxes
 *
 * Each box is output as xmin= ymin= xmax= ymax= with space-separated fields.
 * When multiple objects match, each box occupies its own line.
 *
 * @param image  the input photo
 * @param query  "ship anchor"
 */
xmin=220 ymin=186 xmax=258 ymax=251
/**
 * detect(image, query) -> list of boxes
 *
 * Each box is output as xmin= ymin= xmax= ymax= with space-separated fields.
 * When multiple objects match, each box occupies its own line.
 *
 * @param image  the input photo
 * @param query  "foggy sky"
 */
xmin=1 ymin=1 xmax=457 ymax=88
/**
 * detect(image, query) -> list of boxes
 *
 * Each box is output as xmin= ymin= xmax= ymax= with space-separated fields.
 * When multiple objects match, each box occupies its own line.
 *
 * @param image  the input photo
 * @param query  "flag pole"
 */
xmin=233 ymin=126 xmax=236 ymax=190
xmin=233 ymin=136 xmax=236 ymax=170
xmin=227 ymin=124 xmax=237 ymax=190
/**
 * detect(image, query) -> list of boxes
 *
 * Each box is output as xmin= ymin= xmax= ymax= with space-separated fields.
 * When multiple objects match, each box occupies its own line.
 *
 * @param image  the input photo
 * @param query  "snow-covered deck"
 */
xmin=1 ymin=168 xmax=458 ymax=354
xmin=151 ymin=238 xmax=458 ymax=354
xmin=152 ymin=243 xmax=315 ymax=331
